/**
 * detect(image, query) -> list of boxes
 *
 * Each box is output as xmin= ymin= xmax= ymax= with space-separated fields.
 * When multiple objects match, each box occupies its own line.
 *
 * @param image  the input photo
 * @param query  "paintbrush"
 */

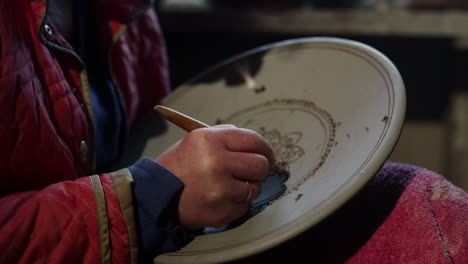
xmin=154 ymin=105 xmax=283 ymax=173
xmin=154 ymin=105 xmax=209 ymax=132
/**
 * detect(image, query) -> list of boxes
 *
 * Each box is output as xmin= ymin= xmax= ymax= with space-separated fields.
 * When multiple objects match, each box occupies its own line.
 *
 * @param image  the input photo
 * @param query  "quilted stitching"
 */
xmin=0 ymin=0 xmax=170 ymax=263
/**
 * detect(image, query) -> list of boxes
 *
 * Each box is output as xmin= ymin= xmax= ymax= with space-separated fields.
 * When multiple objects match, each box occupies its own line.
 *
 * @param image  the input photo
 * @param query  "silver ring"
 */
xmin=244 ymin=181 xmax=252 ymax=202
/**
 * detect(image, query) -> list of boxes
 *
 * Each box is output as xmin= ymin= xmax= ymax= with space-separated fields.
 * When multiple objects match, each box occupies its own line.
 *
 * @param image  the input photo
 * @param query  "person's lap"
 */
xmin=234 ymin=162 xmax=468 ymax=263
xmin=121 ymin=115 xmax=468 ymax=263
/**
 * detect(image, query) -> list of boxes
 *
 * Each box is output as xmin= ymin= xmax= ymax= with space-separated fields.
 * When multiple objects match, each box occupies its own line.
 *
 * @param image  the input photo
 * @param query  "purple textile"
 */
xmin=235 ymin=162 xmax=468 ymax=263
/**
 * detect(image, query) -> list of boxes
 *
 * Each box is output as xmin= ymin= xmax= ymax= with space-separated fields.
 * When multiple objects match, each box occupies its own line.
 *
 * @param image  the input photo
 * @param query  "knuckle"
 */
xmin=205 ymin=185 xmax=226 ymax=203
xmin=185 ymin=132 xmax=225 ymax=173
xmin=205 ymin=189 xmax=222 ymax=203
xmin=185 ymin=128 xmax=211 ymax=144
xmin=200 ymin=155 xmax=218 ymax=173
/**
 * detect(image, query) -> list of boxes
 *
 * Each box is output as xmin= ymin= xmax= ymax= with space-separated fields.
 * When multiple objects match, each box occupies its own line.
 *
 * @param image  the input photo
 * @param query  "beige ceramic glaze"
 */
xmin=128 ymin=37 xmax=405 ymax=263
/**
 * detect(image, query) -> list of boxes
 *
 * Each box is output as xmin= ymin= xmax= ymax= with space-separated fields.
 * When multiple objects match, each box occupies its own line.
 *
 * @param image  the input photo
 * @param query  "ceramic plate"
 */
xmin=130 ymin=37 xmax=405 ymax=263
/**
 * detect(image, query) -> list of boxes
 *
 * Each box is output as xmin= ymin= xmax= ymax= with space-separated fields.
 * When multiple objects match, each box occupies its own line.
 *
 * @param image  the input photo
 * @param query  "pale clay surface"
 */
xmin=122 ymin=37 xmax=406 ymax=264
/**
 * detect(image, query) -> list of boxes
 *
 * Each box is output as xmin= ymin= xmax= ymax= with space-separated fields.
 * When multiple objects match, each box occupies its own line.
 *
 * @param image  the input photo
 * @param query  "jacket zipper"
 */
xmin=38 ymin=1 xmax=97 ymax=173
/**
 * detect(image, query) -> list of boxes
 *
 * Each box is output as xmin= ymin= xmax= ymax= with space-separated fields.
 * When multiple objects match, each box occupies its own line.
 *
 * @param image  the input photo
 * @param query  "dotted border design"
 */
xmin=223 ymin=98 xmax=336 ymax=197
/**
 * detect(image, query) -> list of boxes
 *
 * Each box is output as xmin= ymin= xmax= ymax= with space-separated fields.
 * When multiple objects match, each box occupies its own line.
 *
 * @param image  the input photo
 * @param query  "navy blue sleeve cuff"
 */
xmin=129 ymin=157 xmax=201 ymax=262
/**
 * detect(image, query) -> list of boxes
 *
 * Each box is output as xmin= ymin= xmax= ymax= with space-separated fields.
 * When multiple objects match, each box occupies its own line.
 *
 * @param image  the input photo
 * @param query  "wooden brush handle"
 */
xmin=154 ymin=105 xmax=209 ymax=132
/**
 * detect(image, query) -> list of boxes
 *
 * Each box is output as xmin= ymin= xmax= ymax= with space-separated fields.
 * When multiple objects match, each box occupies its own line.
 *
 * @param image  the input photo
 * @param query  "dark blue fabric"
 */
xmin=74 ymin=0 xmax=127 ymax=173
xmin=203 ymin=169 xmax=289 ymax=234
xmin=129 ymin=158 xmax=202 ymax=262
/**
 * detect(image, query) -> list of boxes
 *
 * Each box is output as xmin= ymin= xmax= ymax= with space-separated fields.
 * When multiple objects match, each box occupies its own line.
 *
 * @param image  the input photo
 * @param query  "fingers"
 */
xmin=226 ymin=152 xmax=270 ymax=182
xmin=206 ymin=176 xmax=262 ymax=204
xmin=227 ymin=180 xmax=262 ymax=203
xmin=178 ymin=190 xmax=251 ymax=228
xmin=166 ymin=125 xmax=275 ymax=229
xmin=217 ymin=127 xmax=276 ymax=168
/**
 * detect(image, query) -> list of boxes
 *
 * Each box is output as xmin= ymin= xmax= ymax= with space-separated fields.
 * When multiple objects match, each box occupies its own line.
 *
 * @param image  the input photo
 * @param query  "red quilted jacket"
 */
xmin=0 ymin=0 xmax=169 ymax=262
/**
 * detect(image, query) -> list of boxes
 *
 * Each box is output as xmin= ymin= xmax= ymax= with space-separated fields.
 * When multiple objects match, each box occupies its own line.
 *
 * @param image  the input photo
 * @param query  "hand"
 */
xmin=156 ymin=125 xmax=275 ymax=229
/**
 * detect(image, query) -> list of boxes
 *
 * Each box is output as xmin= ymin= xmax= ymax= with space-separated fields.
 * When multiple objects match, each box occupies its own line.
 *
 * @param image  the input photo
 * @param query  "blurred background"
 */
xmin=155 ymin=0 xmax=468 ymax=191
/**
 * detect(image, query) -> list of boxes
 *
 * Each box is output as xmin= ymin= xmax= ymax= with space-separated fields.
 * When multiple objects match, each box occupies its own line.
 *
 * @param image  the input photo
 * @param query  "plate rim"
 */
xmin=156 ymin=37 xmax=406 ymax=263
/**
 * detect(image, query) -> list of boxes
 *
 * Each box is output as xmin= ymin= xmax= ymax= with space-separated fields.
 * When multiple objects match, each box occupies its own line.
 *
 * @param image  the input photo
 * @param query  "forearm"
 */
xmin=0 ymin=171 xmax=137 ymax=264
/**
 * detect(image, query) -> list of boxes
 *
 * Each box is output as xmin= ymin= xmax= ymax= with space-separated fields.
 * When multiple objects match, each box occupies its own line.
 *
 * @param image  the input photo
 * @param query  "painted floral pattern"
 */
xmin=258 ymin=127 xmax=305 ymax=170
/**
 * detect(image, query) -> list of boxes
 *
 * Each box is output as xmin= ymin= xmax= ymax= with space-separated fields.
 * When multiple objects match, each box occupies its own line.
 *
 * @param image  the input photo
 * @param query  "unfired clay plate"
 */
xmin=140 ymin=37 xmax=405 ymax=263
